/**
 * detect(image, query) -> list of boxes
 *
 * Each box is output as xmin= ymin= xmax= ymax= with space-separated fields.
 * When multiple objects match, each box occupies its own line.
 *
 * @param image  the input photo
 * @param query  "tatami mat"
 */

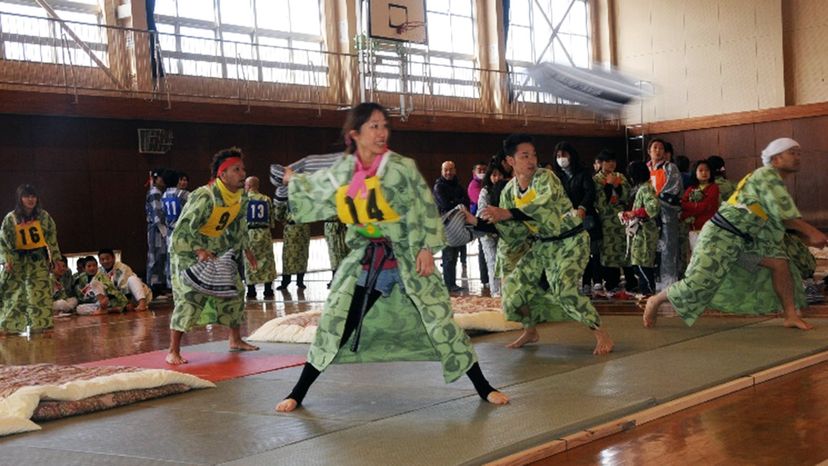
xmin=3 ymin=315 xmax=828 ymax=465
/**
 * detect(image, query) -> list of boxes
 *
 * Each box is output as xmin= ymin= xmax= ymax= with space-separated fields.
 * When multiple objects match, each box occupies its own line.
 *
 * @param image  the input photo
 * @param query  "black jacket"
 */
xmin=554 ymin=168 xmax=597 ymax=215
xmin=432 ymin=176 xmax=470 ymax=214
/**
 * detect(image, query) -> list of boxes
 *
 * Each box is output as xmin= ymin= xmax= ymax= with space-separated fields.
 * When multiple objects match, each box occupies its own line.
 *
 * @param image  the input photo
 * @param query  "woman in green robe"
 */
xmin=275 ymin=103 xmax=509 ymax=412
xmin=0 ymin=184 xmax=62 ymax=335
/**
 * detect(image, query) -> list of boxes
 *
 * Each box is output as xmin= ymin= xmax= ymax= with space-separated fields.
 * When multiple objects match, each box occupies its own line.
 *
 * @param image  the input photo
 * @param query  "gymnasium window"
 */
xmin=368 ymin=0 xmax=479 ymax=98
xmin=506 ymin=0 xmax=591 ymax=103
xmin=0 ymin=0 xmax=107 ymax=67
xmin=154 ymin=0 xmax=326 ymax=85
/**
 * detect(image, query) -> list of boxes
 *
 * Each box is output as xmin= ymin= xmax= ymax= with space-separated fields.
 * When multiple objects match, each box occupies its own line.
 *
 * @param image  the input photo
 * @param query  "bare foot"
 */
xmin=229 ymin=341 xmax=260 ymax=352
xmin=275 ymin=398 xmax=298 ymax=412
xmin=165 ymin=352 xmax=188 ymax=365
xmin=783 ymin=316 xmax=814 ymax=330
xmin=486 ymin=390 xmax=510 ymax=405
xmin=135 ymin=299 xmax=148 ymax=312
xmin=643 ymin=297 xmax=661 ymax=328
xmin=506 ymin=327 xmax=539 ymax=349
xmin=592 ymin=328 xmax=614 ymax=355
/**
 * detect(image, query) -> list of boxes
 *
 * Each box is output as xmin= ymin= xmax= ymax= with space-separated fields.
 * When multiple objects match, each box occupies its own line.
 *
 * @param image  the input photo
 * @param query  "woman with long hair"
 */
xmin=0 ymin=184 xmax=62 ymax=335
xmin=276 ymin=102 xmax=509 ymax=412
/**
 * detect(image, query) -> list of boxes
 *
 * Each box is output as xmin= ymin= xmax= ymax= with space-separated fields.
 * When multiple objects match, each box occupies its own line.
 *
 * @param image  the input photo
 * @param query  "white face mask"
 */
xmin=474 ymin=172 xmax=485 ymax=180
xmin=557 ymin=157 xmax=570 ymax=169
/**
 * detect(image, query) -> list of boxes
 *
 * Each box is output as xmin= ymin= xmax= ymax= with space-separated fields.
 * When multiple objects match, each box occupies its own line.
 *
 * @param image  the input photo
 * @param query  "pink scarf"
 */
xmin=347 ymin=151 xmax=386 ymax=199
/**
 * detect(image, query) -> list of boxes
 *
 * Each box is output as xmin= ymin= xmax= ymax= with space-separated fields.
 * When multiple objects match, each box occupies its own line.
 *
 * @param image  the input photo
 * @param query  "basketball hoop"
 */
xmin=395 ymin=20 xmax=425 ymax=35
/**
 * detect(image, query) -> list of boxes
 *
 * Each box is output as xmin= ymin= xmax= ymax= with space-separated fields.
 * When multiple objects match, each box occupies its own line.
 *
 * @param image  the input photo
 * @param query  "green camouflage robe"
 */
xmin=324 ymin=219 xmax=348 ymax=270
xmin=668 ymin=167 xmax=806 ymax=325
xmin=275 ymin=203 xmax=310 ymax=275
xmin=629 ymin=183 xmax=660 ymax=267
xmin=0 ymin=209 xmax=61 ymax=332
xmin=495 ymin=168 xmax=601 ymax=329
xmin=244 ymin=191 xmax=277 ymax=284
xmin=288 ymin=151 xmax=476 ymax=383
xmin=74 ymin=271 xmax=129 ymax=309
xmin=594 ymin=171 xmax=630 ymax=267
xmin=784 ymin=232 xmax=816 ymax=280
xmin=716 ymin=177 xmax=736 ymax=204
xmin=52 ymin=270 xmax=74 ymax=300
xmin=169 ymin=183 xmax=249 ymax=332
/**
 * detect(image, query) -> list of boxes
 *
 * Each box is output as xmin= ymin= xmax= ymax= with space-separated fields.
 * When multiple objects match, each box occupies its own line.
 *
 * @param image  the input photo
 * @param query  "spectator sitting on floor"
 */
xmin=74 ymin=256 xmax=128 ymax=314
xmin=52 ymin=256 xmax=78 ymax=316
xmin=98 ymin=248 xmax=152 ymax=312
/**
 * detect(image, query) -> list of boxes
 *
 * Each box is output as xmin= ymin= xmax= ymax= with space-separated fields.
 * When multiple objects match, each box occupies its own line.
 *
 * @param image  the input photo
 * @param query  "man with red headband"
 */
xmin=166 ymin=147 xmax=259 ymax=365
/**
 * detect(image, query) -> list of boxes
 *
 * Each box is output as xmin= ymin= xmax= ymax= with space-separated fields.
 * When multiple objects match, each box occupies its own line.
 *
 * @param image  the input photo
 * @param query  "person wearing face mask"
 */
xmin=552 ymin=141 xmax=600 ymax=295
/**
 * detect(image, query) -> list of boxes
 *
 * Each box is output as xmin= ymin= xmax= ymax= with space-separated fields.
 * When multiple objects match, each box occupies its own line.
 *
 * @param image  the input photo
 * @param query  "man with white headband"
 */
xmin=644 ymin=137 xmax=827 ymax=329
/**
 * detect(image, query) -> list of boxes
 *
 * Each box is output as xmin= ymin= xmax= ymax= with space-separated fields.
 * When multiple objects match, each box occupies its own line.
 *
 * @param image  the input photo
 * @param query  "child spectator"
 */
xmin=146 ymin=169 xmax=168 ymax=296
xmin=680 ymin=160 xmax=720 ymax=252
xmin=475 ymin=159 xmax=507 ymax=296
xmin=74 ymin=256 xmax=128 ymax=314
xmin=161 ymin=170 xmax=189 ymax=289
xmin=622 ymin=161 xmax=661 ymax=295
xmin=706 ymin=155 xmax=735 ymax=203
xmin=98 ymin=249 xmax=152 ymax=312
xmin=52 ymin=256 xmax=78 ymax=316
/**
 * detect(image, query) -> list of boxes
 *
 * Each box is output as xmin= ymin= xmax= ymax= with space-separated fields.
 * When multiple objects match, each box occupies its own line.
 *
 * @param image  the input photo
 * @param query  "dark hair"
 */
xmin=14 ymin=184 xmax=41 ymax=221
xmin=488 ymin=179 xmax=509 ymax=208
xmin=503 ymin=133 xmax=534 ymax=157
xmin=675 ymin=155 xmax=690 ymax=172
xmin=627 ymin=161 xmax=650 ymax=185
xmin=76 ymin=257 xmax=89 ymax=267
xmin=342 ymin=102 xmax=391 ymax=154
xmin=84 ymin=255 xmax=98 ymax=265
xmin=98 ymin=248 xmax=115 ymax=257
xmin=178 ymin=172 xmax=189 ymax=181
xmin=663 ymin=142 xmax=674 ymax=155
xmin=647 ymin=138 xmax=667 ymax=152
xmin=482 ymin=159 xmax=506 ymax=191
xmin=553 ymin=141 xmax=583 ymax=173
xmin=54 ymin=256 xmax=67 ymax=265
xmin=707 ymin=155 xmax=726 ymax=178
xmin=211 ymin=147 xmax=244 ymax=178
xmin=162 ymin=170 xmax=180 ymax=188
xmin=688 ymin=159 xmax=716 ymax=187
xmin=492 ymin=148 xmax=512 ymax=176
xmin=596 ymin=149 xmax=616 ymax=162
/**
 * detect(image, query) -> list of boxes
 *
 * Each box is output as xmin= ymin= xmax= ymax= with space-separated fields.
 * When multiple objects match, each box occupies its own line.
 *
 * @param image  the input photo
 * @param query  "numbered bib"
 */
xmin=199 ymin=203 xmax=241 ymax=238
xmin=513 ymin=187 xmax=539 ymax=234
xmin=162 ymin=195 xmax=183 ymax=223
xmin=335 ymin=176 xmax=400 ymax=237
xmin=15 ymin=220 xmax=47 ymax=250
xmin=727 ymin=172 xmax=768 ymax=220
xmin=246 ymin=199 xmax=270 ymax=228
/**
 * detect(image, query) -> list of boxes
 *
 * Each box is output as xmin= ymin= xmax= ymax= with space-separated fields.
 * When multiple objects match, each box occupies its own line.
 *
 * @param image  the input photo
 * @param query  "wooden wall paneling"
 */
xmin=794 ymin=149 xmax=827 ymax=226
xmin=722 ymin=157 xmax=758 ymax=186
xmin=754 ymin=119 xmax=794 ymax=154
xmin=718 ymin=124 xmax=757 ymax=160
xmin=682 ymin=128 xmax=719 ymax=160
xmin=31 ymin=116 xmax=90 ymax=174
xmin=791 ymin=116 xmax=828 ymax=152
xmin=1 ymin=115 xmax=35 ymax=173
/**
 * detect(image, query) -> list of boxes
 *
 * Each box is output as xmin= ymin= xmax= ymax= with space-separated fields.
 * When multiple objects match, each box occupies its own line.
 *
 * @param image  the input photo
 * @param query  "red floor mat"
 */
xmin=79 ymin=351 xmax=306 ymax=382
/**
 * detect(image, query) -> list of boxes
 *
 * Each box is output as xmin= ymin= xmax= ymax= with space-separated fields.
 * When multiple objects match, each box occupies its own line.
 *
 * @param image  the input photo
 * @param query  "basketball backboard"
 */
xmin=368 ymin=0 xmax=427 ymax=44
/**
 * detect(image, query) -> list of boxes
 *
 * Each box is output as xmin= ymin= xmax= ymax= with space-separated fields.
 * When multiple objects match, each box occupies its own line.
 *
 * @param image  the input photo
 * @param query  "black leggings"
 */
xmin=285 ymin=286 xmax=496 ymax=405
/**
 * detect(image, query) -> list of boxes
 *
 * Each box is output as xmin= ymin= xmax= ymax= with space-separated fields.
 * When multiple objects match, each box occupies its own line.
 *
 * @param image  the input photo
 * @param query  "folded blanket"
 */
xmin=0 ymin=364 xmax=214 ymax=436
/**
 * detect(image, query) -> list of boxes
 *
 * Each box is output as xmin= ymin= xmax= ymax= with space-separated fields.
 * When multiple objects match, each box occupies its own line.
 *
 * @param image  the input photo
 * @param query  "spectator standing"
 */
xmin=433 ymin=160 xmax=470 ymax=292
